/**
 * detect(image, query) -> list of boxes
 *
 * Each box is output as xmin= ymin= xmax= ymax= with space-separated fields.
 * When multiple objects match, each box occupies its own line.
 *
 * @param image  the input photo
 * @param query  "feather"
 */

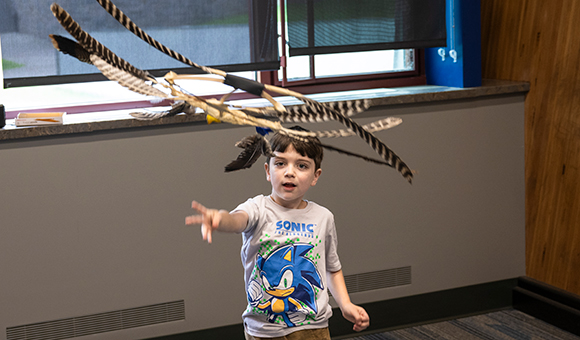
xmin=49 ymin=34 xmax=93 ymax=64
xmin=91 ymin=56 xmax=169 ymax=98
xmin=50 ymin=3 xmax=151 ymax=81
xmin=315 ymin=117 xmax=403 ymax=138
xmin=130 ymin=101 xmax=199 ymax=120
xmin=225 ymin=134 xmax=273 ymax=172
xmin=319 ymin=143 xmax=393 ymax=167
xmin=362 ymin=117 xmax=403 ymax=133
xmin=279 ymin=99 xmax=371 ymax=123
xmin=129 ymin=111 xmax=165 ymax=120
xmin=299 ymin=97 xmax=413 ymax=183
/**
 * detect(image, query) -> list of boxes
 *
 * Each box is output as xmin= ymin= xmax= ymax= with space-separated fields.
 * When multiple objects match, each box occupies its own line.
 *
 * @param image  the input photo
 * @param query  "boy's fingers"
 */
xmin=347 ymin=306 xmax=369 ymax=332
xmin=201 ymin=224 xmax=213 ymax=244
xmin=189 ymin=201 xmax=217 ymax=243
xmin=185 ymin=215 xmax=200 ymax=225
xmin=200 ymin=223 xmax=208 ymax=239
xmin=356 ymin=309 xmax=369 ymax=331
xmin=191 ymin=200 xmax=206 ymax=214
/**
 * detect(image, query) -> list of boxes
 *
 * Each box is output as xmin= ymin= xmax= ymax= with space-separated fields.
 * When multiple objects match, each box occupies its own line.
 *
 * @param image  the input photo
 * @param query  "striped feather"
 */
xmin=279 ymin=99 xmax=371 ymax=123
xmin=319 ymin=143 xmax=392 ymax=167
xmin=315 ymin=117 xmax=402 ymax=138
xmin=50 ymin=3 xmax=151 ymax=81
xmin=49 ymin=34 xmax=93 ymax=64
xmin=300 ymin=97 xmax=413 ymax=183
xmin=362 ymin=117 xmax=403 ymax=133
xmin=130 ymin=111 xmax=169 ymax=120
xmin=130 ymin=102 xmax=199 ymax=120
xmin=91 ymin=56 xmax=169 ymax=98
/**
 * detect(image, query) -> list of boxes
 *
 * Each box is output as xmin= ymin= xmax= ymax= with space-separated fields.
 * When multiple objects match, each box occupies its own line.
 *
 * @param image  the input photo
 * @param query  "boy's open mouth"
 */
xmin=283 ymin=182 xmax=297 ymax=188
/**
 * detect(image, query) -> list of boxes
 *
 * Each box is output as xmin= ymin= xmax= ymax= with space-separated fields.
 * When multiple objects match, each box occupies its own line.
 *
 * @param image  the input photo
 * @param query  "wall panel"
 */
xmin=0 ymin=95 xmax=525 ymax=339
xmin=481 ymin=0 xmax=580 ymax=294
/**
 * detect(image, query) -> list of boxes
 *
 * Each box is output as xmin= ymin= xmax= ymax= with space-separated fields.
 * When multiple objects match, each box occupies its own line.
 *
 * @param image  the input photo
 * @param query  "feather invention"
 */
xmin=49 ymin=0 xmax=414 ymax=183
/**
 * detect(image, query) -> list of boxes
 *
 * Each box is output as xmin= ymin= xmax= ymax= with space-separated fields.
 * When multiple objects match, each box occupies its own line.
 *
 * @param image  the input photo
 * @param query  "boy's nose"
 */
xmin=285 ymin=165 xmax=296 ymax=177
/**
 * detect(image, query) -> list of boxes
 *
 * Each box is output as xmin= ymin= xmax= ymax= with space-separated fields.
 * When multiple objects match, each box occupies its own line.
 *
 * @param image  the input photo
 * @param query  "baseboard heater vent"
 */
xmin=344 ymin=266 xmax=411 ymax=293
xmin=6 ymin=300 xmax=185 ymax=340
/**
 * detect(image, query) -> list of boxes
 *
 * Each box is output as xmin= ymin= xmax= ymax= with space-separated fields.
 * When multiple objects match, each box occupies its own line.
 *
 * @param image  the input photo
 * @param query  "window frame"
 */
xmin=259 ymin=51 xmax=426 ymax=96
xmin=258 ymin=0 xmax=426 ymax=95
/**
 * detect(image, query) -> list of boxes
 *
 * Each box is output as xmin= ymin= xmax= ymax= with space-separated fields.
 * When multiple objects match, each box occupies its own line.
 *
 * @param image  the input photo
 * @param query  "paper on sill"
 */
xmin=15 ymin=112 xmax=66 ymax=126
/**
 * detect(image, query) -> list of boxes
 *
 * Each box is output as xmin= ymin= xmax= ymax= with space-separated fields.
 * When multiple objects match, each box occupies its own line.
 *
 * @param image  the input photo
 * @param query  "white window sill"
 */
xmin=1 ymin=77 xmax=243 ymax=117
xmin=0 ymin=79 xmax=529 ymax=141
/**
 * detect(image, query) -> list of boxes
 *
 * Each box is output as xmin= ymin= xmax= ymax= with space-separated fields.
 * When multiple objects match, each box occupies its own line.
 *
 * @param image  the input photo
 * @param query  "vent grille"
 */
xmin=344 ymin=266 xmax=411 ymax=293
xmin=6 ymin=300 xmax=185 ymax=340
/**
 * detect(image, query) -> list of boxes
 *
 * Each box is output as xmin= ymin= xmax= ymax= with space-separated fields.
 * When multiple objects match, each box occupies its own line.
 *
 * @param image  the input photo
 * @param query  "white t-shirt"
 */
xmin=234 ymin=194 xmax=342 ymax=338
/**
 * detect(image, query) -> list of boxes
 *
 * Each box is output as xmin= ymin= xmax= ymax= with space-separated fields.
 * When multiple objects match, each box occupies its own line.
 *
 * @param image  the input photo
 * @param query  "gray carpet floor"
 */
xmin=338 ymin=309 xmax=580 ymax=340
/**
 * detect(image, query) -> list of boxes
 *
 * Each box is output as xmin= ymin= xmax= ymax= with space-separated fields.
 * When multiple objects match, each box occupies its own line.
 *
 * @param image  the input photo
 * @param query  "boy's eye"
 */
xmin=298 ymin=163 xmax=309 ymax=170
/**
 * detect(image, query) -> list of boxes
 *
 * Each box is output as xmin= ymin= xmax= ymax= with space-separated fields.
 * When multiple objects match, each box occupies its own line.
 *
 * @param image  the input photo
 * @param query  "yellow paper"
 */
xmin=17 ymin=112 xmax=66 ymax=118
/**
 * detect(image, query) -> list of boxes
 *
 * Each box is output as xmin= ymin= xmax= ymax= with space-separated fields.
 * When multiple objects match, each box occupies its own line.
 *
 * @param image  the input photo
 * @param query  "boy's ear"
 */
xmin=265 ymin=162 xmax=271 ymax=182
xmin=311 ymin=168 xmax=322 ymax=186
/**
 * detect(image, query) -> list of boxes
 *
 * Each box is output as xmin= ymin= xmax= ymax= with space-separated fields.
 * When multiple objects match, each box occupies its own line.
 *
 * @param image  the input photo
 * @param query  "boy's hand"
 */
xmin=341 ymin=303 xmax=370 ymax=332
xmin=185 ymin=201 xmax=221 ymax=244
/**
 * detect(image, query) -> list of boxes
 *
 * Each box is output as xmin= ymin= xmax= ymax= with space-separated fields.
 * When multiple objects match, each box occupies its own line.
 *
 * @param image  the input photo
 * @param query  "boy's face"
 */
xmin=265 ymin=144 xmax=322 ymax=209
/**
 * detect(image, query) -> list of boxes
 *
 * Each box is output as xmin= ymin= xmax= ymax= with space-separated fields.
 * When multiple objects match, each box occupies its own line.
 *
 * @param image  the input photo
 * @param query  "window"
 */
xmin=1 ymin=0 xmax=445 ymax=119
xmin=259 ymin=0 xmax=445 ymax=93
xmin=286 ymin=50 xmax=415 ymax=80
xmin=1 ymin=0 xmax=278 ymax=88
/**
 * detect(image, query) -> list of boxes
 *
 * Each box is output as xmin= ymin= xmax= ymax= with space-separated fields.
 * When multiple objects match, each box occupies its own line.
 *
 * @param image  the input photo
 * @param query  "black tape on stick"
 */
xmin=223 ymin=74 xmax=265 ymax=97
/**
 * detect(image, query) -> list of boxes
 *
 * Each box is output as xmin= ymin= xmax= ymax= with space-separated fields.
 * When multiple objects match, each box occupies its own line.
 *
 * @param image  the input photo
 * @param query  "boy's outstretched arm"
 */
xmin=327 ymin=269 xmax=370 ymax=332
xmin=185 ymin=200 xmax=248 ymax=243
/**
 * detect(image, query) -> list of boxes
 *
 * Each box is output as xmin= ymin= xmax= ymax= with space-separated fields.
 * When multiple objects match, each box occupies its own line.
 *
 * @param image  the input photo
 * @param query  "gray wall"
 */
xmin=0 ymin=94 xmax=525 ymax=339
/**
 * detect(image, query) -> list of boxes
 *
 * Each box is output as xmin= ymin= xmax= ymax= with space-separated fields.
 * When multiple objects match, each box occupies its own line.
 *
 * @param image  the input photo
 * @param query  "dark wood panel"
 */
xmin=481 ymin=0 xmax=580 ymax=294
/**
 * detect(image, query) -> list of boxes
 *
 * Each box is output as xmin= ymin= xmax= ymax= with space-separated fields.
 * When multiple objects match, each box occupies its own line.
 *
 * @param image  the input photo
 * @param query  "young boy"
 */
xmin=185 ymin=131 xmax=369 ymax=339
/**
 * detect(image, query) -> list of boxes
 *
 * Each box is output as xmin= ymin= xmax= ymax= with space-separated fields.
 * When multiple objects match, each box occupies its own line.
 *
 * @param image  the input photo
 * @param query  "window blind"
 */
xmin=286 ymin=0 xmax=446 ymax=56
xmin=1 ymin=0 xmax=278 ymax=86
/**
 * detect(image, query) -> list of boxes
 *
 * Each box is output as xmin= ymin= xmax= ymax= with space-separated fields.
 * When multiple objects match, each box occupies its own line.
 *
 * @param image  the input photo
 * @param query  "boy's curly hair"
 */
xmin=266 ymin=130 xmax=323 ymax=170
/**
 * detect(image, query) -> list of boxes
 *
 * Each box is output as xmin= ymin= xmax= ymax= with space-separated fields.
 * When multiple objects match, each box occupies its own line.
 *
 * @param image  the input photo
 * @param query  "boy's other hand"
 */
xmin=185 ymin=200 xmax=221 ymax=244
xmin=342 ymin=303 xmax=370 ymax=332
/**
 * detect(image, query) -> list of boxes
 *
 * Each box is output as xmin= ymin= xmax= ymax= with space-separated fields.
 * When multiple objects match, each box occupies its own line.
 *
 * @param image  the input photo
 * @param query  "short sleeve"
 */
xmin=325 ymin=213 xmax=342 ymax=272
xmin=232 ymin=196 xmax=260 ymax=234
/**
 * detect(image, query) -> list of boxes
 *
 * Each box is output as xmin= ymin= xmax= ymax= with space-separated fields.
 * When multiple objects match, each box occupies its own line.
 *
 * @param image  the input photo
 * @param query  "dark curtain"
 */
xmin=286 ymin=0 xmax=446 ymax=56
xmin=1 ymin=0 xmax=279 ymax=85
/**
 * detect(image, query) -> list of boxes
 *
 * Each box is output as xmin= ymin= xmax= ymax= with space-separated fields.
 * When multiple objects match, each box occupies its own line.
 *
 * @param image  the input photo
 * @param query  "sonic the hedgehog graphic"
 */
xmin=247 ymin=243 xmax=323 ymax=327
